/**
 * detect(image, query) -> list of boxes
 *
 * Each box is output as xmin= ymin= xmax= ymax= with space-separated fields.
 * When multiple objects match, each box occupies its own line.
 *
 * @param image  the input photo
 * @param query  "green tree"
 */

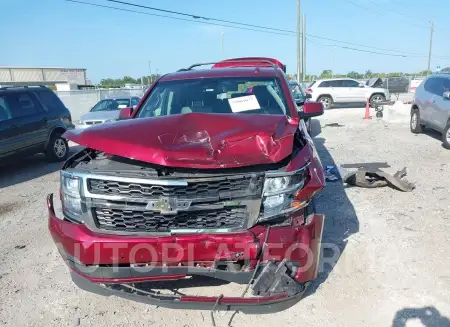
xmin=365 ymin=70 xmax=372 ymax=78
xmin=347 ymin=71 xmax=363 ymax=79
xmin=320 ymin=69 xmax=333 ymax=79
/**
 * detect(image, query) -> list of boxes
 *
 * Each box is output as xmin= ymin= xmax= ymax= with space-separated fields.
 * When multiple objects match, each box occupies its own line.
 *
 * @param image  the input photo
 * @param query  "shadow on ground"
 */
xmin=303 ymin=136 xmax=360 ymax=298
xmin=392 ymin=306 xmax=450 ymax=327
xmin=0 ymin=146 xmax=83 ymax=189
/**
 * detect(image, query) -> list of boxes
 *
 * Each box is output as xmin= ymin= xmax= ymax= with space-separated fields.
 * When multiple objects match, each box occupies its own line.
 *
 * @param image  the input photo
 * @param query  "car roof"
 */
xmin=159 ymin=67 xmax=284 ymax=82
xmin=0 ymin=86 xmax=53 ymax=93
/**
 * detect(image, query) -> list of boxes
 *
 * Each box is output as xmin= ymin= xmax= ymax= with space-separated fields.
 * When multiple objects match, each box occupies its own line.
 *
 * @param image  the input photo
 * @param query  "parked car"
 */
xmin=75 ymin=96 xmax=140 ymax=129
xmin=410 ymin=73 xmax=450 ymax=149
xmin=48 ymin=57 xmax=326 ymax=313
xmin=379 ymin=77 xmax=410 ymax=94
xmin=306 ymin=78 xmax=390 ymax=109
xmin=0 ymin=86 xmax=73 ymax=163
xmin=289 ymin=80 xmax=314 ymax=134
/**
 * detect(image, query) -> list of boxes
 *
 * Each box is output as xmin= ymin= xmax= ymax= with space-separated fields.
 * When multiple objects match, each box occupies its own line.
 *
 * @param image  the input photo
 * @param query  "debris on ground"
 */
xmin=323 ymin=123 xmax=345 ymax=128
xmin=344 ymin=167 xmax=415 ymax=192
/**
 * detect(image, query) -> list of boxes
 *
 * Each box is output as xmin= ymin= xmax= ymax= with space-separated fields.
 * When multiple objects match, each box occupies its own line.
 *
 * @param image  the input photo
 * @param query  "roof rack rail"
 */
xmin=0 ymin=85 xmax=47 ymax=90
xmin=177 ymin=58 xmax=281 ymax=72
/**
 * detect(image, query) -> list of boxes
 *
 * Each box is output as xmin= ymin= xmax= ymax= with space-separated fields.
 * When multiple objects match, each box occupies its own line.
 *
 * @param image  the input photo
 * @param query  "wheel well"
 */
xmin=316 ymin=94 xmax=333 ymax=102
xmin=50 ymin=127 xmax=66 ymax=138
xmin=370 ymin=92 xmax=385 ymax=99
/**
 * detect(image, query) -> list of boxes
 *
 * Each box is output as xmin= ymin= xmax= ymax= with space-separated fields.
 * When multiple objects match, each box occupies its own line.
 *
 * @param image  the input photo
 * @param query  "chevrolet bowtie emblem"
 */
xmin=145 ymin=197 xmax=191 ymax=214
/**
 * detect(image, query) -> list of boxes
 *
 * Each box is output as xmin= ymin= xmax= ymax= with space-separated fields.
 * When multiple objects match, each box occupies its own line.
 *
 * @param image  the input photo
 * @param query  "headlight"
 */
xmin=259 ymin=165 xmax=310 ymax=222
xmin=60 ymin=172 xmax=83 ymax=222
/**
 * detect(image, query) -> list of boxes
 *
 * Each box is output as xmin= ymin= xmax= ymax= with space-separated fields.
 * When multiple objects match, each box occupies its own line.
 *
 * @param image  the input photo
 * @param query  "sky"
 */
xmin=1 ymin=0 xmax=449 ymax=83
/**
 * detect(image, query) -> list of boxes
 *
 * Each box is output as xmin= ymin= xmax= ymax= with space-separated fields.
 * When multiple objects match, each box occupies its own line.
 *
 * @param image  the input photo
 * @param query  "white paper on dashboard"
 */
xmin=228 ymin=95 xmax=261 ymax=113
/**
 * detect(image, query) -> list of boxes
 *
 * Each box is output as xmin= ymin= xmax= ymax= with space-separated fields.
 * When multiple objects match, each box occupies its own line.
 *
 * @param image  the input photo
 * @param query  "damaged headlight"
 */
xmin=259 ymin=165 xmax=310 ymax=222
xmin=60 ymin=171 xmax=83 ymax=222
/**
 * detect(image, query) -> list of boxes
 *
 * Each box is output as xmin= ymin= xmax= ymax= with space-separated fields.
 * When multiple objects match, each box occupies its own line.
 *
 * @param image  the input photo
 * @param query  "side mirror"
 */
xmin=305 ymin=93 xmax=312 ymax=99
xmin=444 ymin=91 xmax=450 ymax=100
xmin=301 ymin=101 xmax=324 ymax=119
xmin=119 ymin=107 xmax=133 ymax=119
xmin=359 ymin=83 xmax=365 ymax=88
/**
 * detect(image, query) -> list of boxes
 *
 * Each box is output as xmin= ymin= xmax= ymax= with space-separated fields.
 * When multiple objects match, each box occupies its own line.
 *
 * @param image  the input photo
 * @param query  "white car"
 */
xmin=306 ymin=78 xmax=390 ymax=109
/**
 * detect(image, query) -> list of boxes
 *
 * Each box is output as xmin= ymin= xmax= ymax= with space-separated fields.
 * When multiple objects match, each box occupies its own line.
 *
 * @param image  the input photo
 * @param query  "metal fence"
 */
xmin=56 ymin=88 xmax=147 ymax=122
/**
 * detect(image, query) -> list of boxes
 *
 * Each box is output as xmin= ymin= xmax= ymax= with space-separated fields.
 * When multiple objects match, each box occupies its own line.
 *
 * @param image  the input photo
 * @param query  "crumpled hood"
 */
xmin=80 ymin=110 xmax=121 ymax=122
xmin=366 ymin=77 xmax=383 ymax=88
xmin=63 ymin=113 xmax=299 ymax=169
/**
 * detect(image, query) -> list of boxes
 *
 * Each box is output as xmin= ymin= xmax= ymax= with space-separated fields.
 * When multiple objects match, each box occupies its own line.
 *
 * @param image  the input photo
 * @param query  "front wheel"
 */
xmin=442 ymin=122 xmax=450 ymax=149
xmin=317 ymin=96 xmax=333 ymax=110
xmin=410 ymin=109 xmax=422 ymax=134
xmin=46 ymin=134 xmax=69 ymax=162
xmin=370 ymin=94 xmax=385 ymax=107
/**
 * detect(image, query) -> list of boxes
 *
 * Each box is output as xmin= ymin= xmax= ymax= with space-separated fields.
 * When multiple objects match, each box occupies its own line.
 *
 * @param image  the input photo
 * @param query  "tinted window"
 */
xmin=137 ymin=77 xmax=289 ymax=118
xmin=424 ymin=77 xmax=450 ymax=96
xmin=289 ymin=83 xmax=306 ymax=102
xmin=0 ymin=96 xmax=13 ymax=121
xmin=318 ymin=81 xmax=330 ymax=87
xmin=10 ymin=93 xmax=38 ymax=118
xmin=34 ymin=90 xmax=65 ymax=111
xmin=329 ymin=80 xmax=344 ymax=87
xmin=342 ymin=80 xmax=360 ymax=87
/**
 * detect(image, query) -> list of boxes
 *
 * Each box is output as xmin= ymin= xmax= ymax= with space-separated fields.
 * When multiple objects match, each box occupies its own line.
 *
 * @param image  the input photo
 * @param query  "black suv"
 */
xmin=0 ymin=86 xmax=74 ymax=163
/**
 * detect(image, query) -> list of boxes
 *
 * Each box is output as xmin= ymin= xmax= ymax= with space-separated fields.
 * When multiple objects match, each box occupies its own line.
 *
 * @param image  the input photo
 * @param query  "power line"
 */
xmin=66 ymin=0 xmax=450 ymax=59
xmin=65 ymin=0 xmax=294 ymax=36
xmin=105 ymin=0 xmax=295 ymax=34
xmin=306 ymin=37 xmax=411 ymax=57
xmin=341 ymin=0 xmax=427 ymax=28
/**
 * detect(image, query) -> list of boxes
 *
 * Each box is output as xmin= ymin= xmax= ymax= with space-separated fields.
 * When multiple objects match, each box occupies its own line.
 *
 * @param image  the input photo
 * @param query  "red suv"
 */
xmin=48 ymin=58 xmax=325 ymax=313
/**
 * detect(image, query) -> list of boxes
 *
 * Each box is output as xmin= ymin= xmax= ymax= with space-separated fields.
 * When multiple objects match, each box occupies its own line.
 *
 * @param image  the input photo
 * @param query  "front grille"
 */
xmin=93 ymin=206 xmax=247 ymax=232
xmin=87 ymin=176 xmax=263 ymax=199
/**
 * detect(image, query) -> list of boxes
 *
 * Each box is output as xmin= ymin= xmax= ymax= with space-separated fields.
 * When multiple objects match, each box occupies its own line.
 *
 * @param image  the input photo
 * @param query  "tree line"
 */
xmin=99 ymin=75 xmax=161 ymax=88
xmin=288 ymin=67 xmax=450 ymax=81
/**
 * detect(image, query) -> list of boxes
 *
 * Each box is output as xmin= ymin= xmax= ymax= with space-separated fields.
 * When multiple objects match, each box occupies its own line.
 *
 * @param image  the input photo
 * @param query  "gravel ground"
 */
xmin=1 ymin=108 xmax=449 ymax=327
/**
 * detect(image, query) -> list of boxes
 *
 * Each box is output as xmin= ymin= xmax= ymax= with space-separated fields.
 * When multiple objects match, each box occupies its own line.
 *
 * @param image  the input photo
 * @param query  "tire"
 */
xmin=317 ymin=96 xmax=333 ymax=110
xmin=410 ymin=109 xmax=422 ymax=134
xmin=442 ymin=122 xmax=450 ymax=149
xmin=370 ymin=94 xmax=385 ymax=107
xmin=46 ymin=133 xmax=69 ymax=162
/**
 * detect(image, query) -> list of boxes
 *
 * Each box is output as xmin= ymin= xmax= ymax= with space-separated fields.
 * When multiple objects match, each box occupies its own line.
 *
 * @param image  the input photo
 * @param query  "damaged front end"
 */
xmin=48 ymin=110 xmax=325 ymax=313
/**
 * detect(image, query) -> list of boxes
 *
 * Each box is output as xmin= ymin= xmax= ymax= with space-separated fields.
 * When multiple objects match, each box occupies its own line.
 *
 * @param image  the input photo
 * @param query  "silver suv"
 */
xmin=410 ymin=73 xmax=450 ymax=148
xmin=306 ymin=78 xmax=390 ymax=109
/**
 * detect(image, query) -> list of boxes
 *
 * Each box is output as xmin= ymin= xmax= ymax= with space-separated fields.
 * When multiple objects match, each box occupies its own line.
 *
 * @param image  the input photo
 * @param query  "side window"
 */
xmin=33 ymin=90 xmax=65 ymax=111
xmin=433 ymin=77 xmax=450 ymax=96
xmin=329 ymin=80 xmax=344 ymax=87
xmin=318 ymin=81 xmax=330 ymax=87
xmin=0 ymin=96 xmax=13 ymax=121
xmin=424 ymin=78 xmax=436 ymax=94
xmin=10 ymin=93 xmax=38 ymax=118
xmin=342 ymin=80 xmax=360 ymax=87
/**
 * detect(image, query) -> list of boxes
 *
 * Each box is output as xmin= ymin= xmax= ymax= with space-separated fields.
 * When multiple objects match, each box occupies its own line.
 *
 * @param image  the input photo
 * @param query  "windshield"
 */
xmin=90 ymin=98 xmax=130 ymax=112
xmin=289 ymin=82 xmax=306 ymax=102
xmin=136 ymin=77 xmax=290 ymax=118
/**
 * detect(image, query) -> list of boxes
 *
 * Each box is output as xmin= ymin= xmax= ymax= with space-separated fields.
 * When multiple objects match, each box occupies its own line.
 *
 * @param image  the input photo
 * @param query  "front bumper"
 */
xmin=48 ymin=194 xmax=324 ymax=312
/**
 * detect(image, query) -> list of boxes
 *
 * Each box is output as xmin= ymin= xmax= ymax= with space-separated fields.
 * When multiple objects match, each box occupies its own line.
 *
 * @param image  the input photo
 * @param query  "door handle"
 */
xmin=432 ymin=99 xmax=436 ymax=103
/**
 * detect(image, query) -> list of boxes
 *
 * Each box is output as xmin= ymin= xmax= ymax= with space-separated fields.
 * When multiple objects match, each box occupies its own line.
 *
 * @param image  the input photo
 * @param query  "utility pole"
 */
xmin=296 ymin=0 xmax=301 ymax=83
xmin=427 ymin=18 xmax=434 ymax=74
xmin=148 ymin=61 xmax=152 ymax=85
xmin=221 ymin=32 xmax=226 ymax=59
xmin=302 ymin=14 xmax=306 ymax=82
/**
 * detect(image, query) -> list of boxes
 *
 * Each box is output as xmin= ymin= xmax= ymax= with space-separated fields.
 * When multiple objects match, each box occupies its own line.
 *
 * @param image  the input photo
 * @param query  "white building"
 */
xmin=0 ymin=66 xmax=88 ymax=88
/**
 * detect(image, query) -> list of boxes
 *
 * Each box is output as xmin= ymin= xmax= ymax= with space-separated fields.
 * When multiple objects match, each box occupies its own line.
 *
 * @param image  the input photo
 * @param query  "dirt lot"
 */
xmin=1 ymin=108 xmax=449 ymax=327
